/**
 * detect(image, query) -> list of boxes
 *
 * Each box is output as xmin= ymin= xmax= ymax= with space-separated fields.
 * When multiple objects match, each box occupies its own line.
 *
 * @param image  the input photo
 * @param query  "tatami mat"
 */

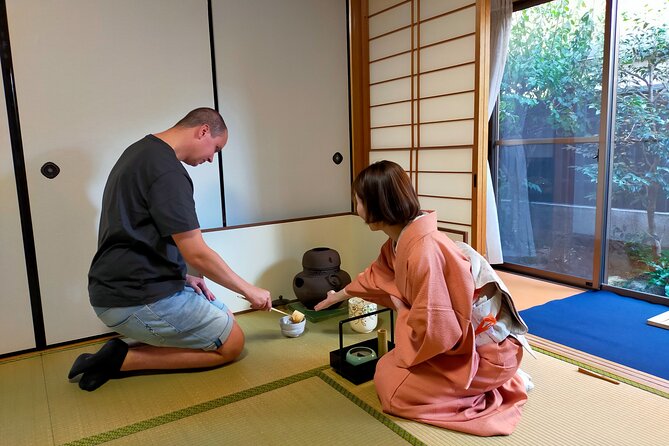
xmin=527 ymin=334 xmax=669 ymax=397
xmin=34 ymin=310 xmax=393 ymax=445
xmin=98 ymin=376 xmax=408 ymax=446
xmin=321 ymin=352 xmax=669 ymax=445
xmin=0 ymin=355 xmax=53 ymax=446
xmin=3 ymin=303 xmax=669 ymax=446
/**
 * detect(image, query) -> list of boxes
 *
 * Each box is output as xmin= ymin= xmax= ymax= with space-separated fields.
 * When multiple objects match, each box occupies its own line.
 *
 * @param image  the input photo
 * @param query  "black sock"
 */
xmin=78 ymin=369 xmax=121 ymax=391
xmin=67 ymin=353 xmax=93 ymax=381
xmin=68 ymin=338 xmax=129 ymax=379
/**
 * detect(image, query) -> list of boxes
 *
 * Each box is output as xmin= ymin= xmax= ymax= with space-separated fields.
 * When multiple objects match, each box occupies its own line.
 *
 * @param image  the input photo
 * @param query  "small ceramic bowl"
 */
xmin=279 ymin=315 xmax=306 ymax=337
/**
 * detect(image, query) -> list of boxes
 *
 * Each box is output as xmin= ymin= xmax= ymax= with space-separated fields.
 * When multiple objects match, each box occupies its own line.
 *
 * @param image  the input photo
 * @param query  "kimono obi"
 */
xmin=456 ymin=242 xmax=535 ymax=357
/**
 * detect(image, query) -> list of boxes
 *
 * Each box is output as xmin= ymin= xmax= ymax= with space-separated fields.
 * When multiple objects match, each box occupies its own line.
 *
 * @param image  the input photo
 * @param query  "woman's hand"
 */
xmin=314 ymin=289 xmax=349 ymax=311
xmin=185 ymin=274 xmax=216 ymax=301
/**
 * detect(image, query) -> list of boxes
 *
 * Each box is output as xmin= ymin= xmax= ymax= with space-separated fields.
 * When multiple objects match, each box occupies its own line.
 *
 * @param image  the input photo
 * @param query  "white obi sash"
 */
xmin=456 ymin=242 xmax=536 ymax=358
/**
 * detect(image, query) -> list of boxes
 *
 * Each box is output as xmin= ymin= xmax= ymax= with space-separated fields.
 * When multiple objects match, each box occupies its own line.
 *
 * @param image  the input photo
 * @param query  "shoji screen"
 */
xmin=367 ymin=0 xmax=485 ymax=244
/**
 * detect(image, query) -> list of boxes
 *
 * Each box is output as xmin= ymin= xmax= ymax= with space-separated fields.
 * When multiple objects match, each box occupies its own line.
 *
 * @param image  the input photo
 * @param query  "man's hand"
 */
xmin=243 ymin=285 xmax=272 ymax=311
xmin=314 ymin=289 xmax=349 ymax=311
xmin=174 ymin=230 xmax=271 ymax=310
xmin=186 ymin=274 xmax=216 ymax=301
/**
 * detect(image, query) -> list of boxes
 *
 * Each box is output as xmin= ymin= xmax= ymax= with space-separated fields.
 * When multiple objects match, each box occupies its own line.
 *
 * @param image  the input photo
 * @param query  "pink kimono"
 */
xmin=345 ymin=212 xmax=527 ymax=436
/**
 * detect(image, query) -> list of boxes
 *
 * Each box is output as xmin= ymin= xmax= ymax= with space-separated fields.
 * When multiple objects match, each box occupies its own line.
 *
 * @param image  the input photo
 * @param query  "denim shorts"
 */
xmin=94 ymin=286 xmax=234 ymax=351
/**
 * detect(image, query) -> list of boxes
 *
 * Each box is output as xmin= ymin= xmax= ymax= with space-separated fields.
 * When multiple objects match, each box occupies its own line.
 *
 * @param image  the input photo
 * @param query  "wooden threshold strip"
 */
xmin=526 ymin=333 xmax=669 ymax=397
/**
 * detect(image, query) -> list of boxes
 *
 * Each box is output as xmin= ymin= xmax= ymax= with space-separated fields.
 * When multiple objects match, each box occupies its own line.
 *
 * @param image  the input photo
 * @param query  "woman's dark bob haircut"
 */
xmin=352 ymin=160 xmax=421 ymax=226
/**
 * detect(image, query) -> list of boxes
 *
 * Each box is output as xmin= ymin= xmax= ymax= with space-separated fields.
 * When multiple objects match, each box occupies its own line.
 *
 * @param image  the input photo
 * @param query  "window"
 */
xmin=494 ymin=0 xmax=669 ymax=301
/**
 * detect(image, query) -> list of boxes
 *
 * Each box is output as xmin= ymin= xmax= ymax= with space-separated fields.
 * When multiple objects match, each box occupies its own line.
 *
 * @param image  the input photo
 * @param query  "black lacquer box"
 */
xmin=329 ymin=307 xmax=395 ymax=384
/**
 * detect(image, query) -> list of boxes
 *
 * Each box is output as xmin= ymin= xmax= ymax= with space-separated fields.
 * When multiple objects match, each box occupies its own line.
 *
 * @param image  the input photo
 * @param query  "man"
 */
xmin=68 ymin=107 xmax=272 ymax=391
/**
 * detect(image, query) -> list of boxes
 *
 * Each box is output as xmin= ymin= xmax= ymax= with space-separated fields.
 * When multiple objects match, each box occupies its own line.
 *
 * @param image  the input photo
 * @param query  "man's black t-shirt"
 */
xmin=88 ymin=135 xmax=200 ymax=307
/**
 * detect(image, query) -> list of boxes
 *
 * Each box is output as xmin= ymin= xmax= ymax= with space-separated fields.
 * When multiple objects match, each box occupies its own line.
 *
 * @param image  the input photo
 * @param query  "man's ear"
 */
xmin=197 ymin=124 xmax=210 ymax=139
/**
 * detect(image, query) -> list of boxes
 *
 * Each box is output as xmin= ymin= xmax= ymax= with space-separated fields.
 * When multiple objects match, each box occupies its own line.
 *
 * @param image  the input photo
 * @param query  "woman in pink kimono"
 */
xmin=315 ymin=161 xmax=528 ymax=436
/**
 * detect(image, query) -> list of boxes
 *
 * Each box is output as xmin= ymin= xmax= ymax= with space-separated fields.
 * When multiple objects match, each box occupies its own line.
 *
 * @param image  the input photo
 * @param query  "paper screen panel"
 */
xmin=365 ymin=0 xmax=480 ymax=247
xmin=370 ymin=77 xmax=412 ymax=106
xmin=419 ymin=196 xmax=471 ymax=225
xmin=417 ymin=148 xmax=472 ymax=172
xmin=420 ymin=0 xmax=475 ymax=20
xmin=369 ymin=2 xmax=411 ymax=38
xmin=370 ymin=52 xmax=412 ymax=84
xmin=371 ymin=126 xmax=412 ymax=149
xmin=420 ymin=92 xmax=474 ymax=122
xmin=420 ymin=6 xmax=476 ymax=46
xmin=420 ymin=121 xmax=474 ymax=147
xmin=417 ymin=172 xmax=472 ymax=199
xmin=369 ymin=0 xmax=406 ymax=16
xmin=371 ymin=102 xmax=411 ymax=127
xmin=369 ymin=150 xmax=411 ymax=170
xmin=420 ymin=35 xmax=476 ymax=72
xmin=420 ymin=65 xmax=475 ymax=97
xmin=370 ymin=28 xmax=411 ymax=61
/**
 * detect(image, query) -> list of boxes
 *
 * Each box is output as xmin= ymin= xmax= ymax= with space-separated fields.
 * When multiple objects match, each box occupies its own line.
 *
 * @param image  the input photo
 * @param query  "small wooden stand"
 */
xmin=647 ymin=310 xmax=669 ymax=330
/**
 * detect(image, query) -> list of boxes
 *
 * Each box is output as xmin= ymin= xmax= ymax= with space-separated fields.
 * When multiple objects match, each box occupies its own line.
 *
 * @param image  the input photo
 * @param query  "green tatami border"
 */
xmin=317 ymin=370 xmax=427 ymax=446
xmin=17 ymin=343 xmax=667 ymax=446
xmin=62 ymin=365 xmax=328 ymax=446
xmin=60 ymin=365 xmax=421 ymax=446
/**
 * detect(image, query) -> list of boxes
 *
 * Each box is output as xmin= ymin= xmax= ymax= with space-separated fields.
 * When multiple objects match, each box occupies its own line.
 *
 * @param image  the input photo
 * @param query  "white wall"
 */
xmin=203 ymin=215 xmax=387 ymax=312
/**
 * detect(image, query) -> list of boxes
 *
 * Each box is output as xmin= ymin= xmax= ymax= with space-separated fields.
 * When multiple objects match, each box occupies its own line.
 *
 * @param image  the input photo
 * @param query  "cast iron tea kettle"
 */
xmin=293 ymin=247 xmax=351 ymax=310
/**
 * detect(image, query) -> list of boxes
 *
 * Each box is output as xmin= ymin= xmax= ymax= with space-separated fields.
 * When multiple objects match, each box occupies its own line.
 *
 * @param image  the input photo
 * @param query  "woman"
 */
xmin=315 ymin=160 xmax=528 ymax=436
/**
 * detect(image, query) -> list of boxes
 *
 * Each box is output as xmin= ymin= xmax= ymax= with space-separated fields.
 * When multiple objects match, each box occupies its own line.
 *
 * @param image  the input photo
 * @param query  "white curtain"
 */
xmin=485 ymin=0 xmax=513 ymax=264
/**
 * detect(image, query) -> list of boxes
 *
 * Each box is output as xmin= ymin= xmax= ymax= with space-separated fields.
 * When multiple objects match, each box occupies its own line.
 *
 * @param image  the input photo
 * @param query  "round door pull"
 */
xmin=332 ymin=152 xmax=343 ymax=165
xmin=41 ymin=162 xmax=60 ymax=179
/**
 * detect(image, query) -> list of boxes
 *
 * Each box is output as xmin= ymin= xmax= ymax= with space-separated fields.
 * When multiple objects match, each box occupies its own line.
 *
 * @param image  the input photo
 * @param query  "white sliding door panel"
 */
xmin=183 ymin=162 xmax=223 ymax=229
xmin=7 ymin=0 xmax=214 ymax=344
xmin=0 ymin=82 xmax=35 ymax=354
xmin=211 ymin=0 xmax=351 ymax=226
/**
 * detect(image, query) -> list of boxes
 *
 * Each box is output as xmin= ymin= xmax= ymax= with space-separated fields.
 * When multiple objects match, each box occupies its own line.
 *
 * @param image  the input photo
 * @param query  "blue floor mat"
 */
xmin=519 ymin=290 xmax=669 ymax=380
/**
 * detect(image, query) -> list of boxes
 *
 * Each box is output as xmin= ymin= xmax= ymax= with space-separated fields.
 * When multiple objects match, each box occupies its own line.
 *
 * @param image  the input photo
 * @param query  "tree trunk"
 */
xmin=647 ymin=182 xmax=662 ymax=257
